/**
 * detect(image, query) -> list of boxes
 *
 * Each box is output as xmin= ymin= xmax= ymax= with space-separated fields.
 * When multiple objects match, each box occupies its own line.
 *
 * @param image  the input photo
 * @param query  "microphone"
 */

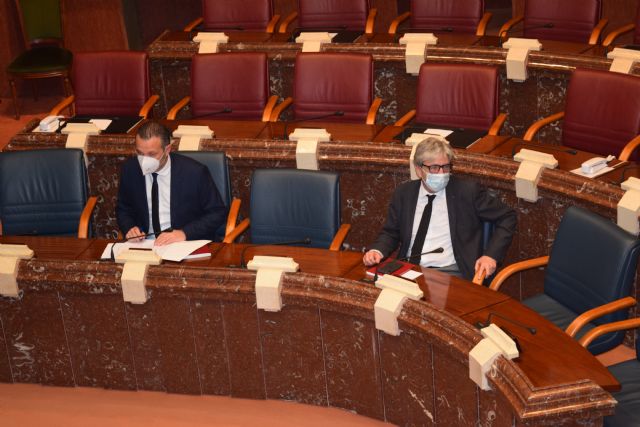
xmin=190 ymin=107 xmax=233 ymax=120
xmin=500 ymin=22 xmax=553 ymax=39
xmin=230 ymin=238 xmax=313 ymax=268
xmin=372 ymin=247 xmax=444 ymax=283
xmin=614 ymin=164 xmax=638 ymax=184
xmin=281 ymin=111 xmax=345 ymax=140
xmin=511 ymin=142 xmax=577 ymax=156
xmin=475 ymin=312 xmax=537 ymax=335
xmin=109 ymin=228 xmax=173 ymax=261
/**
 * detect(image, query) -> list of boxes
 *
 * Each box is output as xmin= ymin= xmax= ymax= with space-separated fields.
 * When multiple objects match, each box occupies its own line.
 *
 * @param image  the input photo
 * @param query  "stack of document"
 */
xmin=101 ymin=240 xmax=211 ymax=262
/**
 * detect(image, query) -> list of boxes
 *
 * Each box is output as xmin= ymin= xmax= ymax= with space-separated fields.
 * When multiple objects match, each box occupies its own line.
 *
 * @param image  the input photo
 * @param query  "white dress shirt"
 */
xmin=145 ymin=156 xmax=171 ymax=238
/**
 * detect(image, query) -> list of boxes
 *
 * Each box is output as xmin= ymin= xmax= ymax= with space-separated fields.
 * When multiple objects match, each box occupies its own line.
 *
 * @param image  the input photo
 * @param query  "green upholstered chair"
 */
xmin=7 ymin=0 xmax=72 ymax=119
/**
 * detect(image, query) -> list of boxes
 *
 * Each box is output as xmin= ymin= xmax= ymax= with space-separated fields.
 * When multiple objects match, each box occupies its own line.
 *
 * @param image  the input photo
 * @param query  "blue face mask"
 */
xmin=424 ymin=172 xmax=450 ymax=193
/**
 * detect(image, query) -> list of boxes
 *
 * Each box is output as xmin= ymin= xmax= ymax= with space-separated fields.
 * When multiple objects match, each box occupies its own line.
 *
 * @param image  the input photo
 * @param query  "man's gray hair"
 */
xmin=413 ymin=137 xmax=455 ymax=167
xmin=136 ymin=121 xmax=172 ymax=148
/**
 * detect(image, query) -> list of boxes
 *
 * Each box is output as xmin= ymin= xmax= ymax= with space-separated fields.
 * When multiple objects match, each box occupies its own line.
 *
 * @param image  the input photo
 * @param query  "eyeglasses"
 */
xmin=421 ymin=163 xmax=452 ymax=173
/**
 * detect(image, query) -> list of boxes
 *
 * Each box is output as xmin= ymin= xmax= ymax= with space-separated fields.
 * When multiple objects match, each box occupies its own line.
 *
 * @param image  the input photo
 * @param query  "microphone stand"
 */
xmin=191 ymin=107 xmax=233 ymax=120
xmin=281 ymin=111 xmax=344 ymax=140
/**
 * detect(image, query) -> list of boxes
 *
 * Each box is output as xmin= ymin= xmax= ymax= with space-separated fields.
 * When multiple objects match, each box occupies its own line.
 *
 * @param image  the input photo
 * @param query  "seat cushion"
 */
xmin=411 ymin=0 xmax=484 ymax=33
xmin=605 ymin=360 xmax=640 ymax=427
xmin=7 ymin=46 xmax=72 ymax=74
xmin=524 ymin=0 xmax=601 ymax=43
xmin=298 ymin=0 xmax=368 ymax=31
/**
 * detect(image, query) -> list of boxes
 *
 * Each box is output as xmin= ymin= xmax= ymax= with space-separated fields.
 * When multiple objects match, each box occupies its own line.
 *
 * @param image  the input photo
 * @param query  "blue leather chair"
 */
xmin=0 ymin=149 xmax=96 ymax=238
xmin=490 ymin=206 xmax=640 ymax=354
xmin=225 ymin=169 xmax=350 ymax=250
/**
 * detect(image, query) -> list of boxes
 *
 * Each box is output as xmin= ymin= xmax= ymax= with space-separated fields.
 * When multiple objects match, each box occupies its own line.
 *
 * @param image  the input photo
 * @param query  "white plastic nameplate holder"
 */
xmin=173 ymin=125 xmax=214 ymax=151
xmin=373 ymin=274 xmax=424 ymax=336
xmin=62 ymin=122 xmax=100 ymax=153
xmin=513 ymin=148 xmax=558 ymax=202
xmin=608 ymin=48 xmax=640 ymax=74
xmin=115 ymin=249 xmax=162 ymax=304
xmin=618 ymin=177 xmax=640 ymax=235
xmin=398 ymin=33 xmax=438 ymax=75
xmin=247 ymin=256 xmax=299 ymax=312
xmin=0 ymin=244 xmax=34 ymax=298
xmin=193 ymin=32 xmax=229 ymax=53
xmin=289 ymin=128 xmax=331 ymax=170
xmin=502 ymin=38 xmax=542 ymax=82
xmin=406 ymin=134 xmax=449 ymax=180
xmin=469 ymin=323 xmax=519 ymax=390
xmin=295 ymin=32 xmax=334 ymax=52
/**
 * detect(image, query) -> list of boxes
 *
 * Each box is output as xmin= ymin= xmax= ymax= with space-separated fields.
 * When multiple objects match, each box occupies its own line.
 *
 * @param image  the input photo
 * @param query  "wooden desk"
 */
xmin=161 ymin=119 xmax=268 ymax=139
xmin=258 ymin=121 xmax=386 ymax=142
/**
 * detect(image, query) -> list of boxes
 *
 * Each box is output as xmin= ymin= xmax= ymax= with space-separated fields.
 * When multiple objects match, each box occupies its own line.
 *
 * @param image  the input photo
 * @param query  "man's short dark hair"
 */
xmin=136 ymin=121 xmax=171 ymax=148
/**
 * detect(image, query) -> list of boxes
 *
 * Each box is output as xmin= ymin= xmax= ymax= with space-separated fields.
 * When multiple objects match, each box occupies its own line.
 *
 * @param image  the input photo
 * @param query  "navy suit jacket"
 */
xmin=116 ymin=153 xmax=227 ymax=240
xmin=370 ymin=176 xmax=517 ymax=280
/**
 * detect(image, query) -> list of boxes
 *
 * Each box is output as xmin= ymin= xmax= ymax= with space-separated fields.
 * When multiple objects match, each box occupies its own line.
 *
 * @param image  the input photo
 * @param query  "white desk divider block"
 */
xmin=116 ymin=249 xmax=162 ymax=304
xmin=288 ymin=128 xmax=331 ymax=142
xmin=115 ymin=249 xmax=162 ymax=265
xmin=0 ymin=244 xmax=34 ymax=258
xmin=608 ymin=47 xmax=640 ymax=74
xmin=173 ymin=125 xmax=214 ymax=151
xmin=469 ymin=324 xmax=519 ymax=390
xmin=254 ymin=268 xmax=285 ymax=311
xmin=193 ymin=32 xmax=229 ymax=53
xmin=0 ymin=246 xmax=33 ymax=297
xmin=62 ymin=122 xmax=100 ymax=151
xmin=295 ymin=139 xmax=319 ymax=170
xmin=374 ymin=288 xmax=409 ymax=336
xmin=513 ymin=149 xmax=558 ymax=202
xmin=246 ymin=256 xmax=299 ymax=273
xmin=399 ymin=33 xmax=438 ymax=75
xmin=618 ymin=177 xmax=640 ymax=234
xmin=295 ymin=32 xmax=333 ymax=52
xmin=502 ymin=38 xmax=542 ymax=82
xmin=375 ymin=273 xmax=424 ymax=300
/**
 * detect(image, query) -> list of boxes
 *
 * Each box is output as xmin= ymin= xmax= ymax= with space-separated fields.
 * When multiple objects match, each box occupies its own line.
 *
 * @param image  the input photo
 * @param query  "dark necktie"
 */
xmin=409 ymin=194 xmax=436 ymax=264
xmin=151 ymin=172 xmax=161 ymax=237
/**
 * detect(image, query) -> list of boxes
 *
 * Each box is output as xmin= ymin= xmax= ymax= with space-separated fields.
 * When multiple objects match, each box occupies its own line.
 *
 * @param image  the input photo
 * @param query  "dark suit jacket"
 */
xmin=370 ymin=176 xmax=517 ymax=280
xmin=116 ymin=153 xmax=227 ymax=240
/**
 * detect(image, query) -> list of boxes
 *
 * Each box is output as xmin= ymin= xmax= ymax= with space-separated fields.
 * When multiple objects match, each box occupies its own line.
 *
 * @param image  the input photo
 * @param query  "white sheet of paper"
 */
xmin=424 ymin=128 xmax=453 ymax=137
xmin=101 ymin=240 xmax=154 ymax=259
xmin=100 ymin=239 xmax=211 ymax=262
xmin=401 ymin=270 xmax=423 ymax=280
xmin=570 ymin=166 xmax=613 ymax=179
xmin=89 ymin=119 xmax=112 ymax=131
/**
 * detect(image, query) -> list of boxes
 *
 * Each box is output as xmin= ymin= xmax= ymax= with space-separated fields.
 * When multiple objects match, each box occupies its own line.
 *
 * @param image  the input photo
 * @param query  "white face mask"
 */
xmin=137 ymin=155 xmax=160 ymax=176
xmin=424 ymin=172 xmax=450 ymax=193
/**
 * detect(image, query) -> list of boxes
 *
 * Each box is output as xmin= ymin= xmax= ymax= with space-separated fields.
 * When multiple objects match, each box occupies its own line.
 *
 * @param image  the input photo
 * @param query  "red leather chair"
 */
xmin=168 ymin=52 xmax=277 ymax=121
xmin=499 ymin=0 xmax=607 ymax=45
xmin=602 ymin=3 xmax=640 ymax=47
xmin=389 ymin=0 xmax=491 ymax=36
xmin=270 ymin=53 xmax=381 ymax=124
xmin=395 ymin=63 xmax=506 ymax=134
xmin=50 ymin=51 xmax=158 ymax=118
xmin=279 ymin=0 xmax=376 ymax=34
xmin=184 ymin=0 xmax=279 ymax=33
xmin=524 ymin=68 xmax=640 ymax=161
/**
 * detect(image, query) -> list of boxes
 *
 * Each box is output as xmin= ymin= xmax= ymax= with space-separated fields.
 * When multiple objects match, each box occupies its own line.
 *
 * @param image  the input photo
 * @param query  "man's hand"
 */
xmin=154 ymin=229 xmax=187 ymax=246
xmin=363 ymin=250 xmax=384 ymax=266
xmin=126 ymin=226 xmax=145 ymax=242
xmin=474 ymin=255 xmax=497 ymax=278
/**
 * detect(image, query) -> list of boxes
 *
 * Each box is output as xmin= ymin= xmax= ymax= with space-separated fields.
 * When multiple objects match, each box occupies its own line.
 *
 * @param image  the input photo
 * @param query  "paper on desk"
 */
xmin=401 ymin=270 xmax=423 ymax=280
xmin=89 ymin=119 xmax=112 ymax=131
xmin=424 ymin=128 xmax=453 ymax=138
xmin=101 ymin=240 xmax=153 ymax=259
xmin=570 ymin=166 xmax=613 ymax=179
xmin=101 ymin=239 xmax=211 ymax=262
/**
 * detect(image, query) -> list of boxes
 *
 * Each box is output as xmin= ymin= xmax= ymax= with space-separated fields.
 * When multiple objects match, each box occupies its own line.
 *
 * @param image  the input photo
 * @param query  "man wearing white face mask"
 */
xmin=116 ymin=121 xmax=227 ymax=245
xmin=363 ymin=137 xmax=516 ymax=280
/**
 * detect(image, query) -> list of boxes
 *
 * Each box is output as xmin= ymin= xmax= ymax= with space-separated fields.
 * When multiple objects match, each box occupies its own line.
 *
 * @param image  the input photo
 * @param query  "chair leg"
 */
xmin=9 ymin=77 xmax=20 ymax=120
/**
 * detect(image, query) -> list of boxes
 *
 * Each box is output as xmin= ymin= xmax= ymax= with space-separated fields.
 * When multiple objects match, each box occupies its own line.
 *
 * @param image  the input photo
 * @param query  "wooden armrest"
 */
xmin=388 ymin=11 xmax=411 ymax=35
xmin=488 ymin=113 xmax=507 ymax=136
xmin=278 ymin=11 xmax=297 ymax=33
xmin=489 ymin=256 xmax=549 ymax=291
xmin=476 ymin=12 xmax=492 ymax=36
xmin=77 ymin=196 xmax=97 ymax=238
xmin=139 ymin=94 xmax=159 ymax=119
xmin=225 ymin=198 xmax=241 ymax=236
xmin=269 ymin=97 xmax=293 ymax=121
xmin=167 ymin=96 xmax=191 ymax=120
xmin=223 ymin=218 xmax=250 ymax=243
xmin=49 ymin=95 xmax=74 ymax=116
xmin=394 ymin=110 xmax=416 ymax=127
xmin=566 ymin=296 xmax=637 ymax=337
xmin=618 ymin=134 xmax=640 ymax=161
xmin=366 ymin=98 xmax=382 ymax=125
xmin=579 ymin=316 xmax=640 ymax=348
xmin=329 ymin=224 xmax=351 ymax=251
xmin=472 ymin=269 xmax=486 ymax=285
xmin=365 ymin=8 xmax=377 ymax=34
xmin=589 ymin=18 xmax=609 ymax=45
xmin=262 ymin=95 xmax=278 ymax=122
xmin=184 ymin=17 xmax=203 ymax=32
xmin=498 ymin=15 xmax=524 ymax=38
xmin=523 ymin=112 xmax=565 ymax=141
xmin=266 ymin=14 xmax=280 ymax=33
xmin=602 ymin=23 xmax=635 ymax=47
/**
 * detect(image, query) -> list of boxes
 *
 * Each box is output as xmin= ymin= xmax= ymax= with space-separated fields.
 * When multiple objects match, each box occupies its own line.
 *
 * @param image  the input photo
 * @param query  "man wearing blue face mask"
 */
xmin=363 ymin=137 xmax=516 ymax=280
xmin=116 ymin=121 xmax=227 ymax=245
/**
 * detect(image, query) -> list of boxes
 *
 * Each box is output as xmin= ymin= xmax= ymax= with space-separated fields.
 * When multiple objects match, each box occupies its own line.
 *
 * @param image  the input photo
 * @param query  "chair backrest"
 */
xmin=562 ymin=68 xmax=640 ymax=160
xmin=191 ymin=53 xmax=269 ymax=120
xmin=16 ymin=0 xmax=63 ymax=46
xmin=410 ymin=0 xmax=484 ymax=34
xmin=523 ymin=0 xmax=601 ymax=43
xmin=545 ymin=206 xmax=640 ymax=349
xmin=202 ymin=0 xmax=273 ymax=31
xmin=250 ymin=169 xmax=341 ymax=249
xmin=415 ymin=63 xmax=499 ymax=131
xmin=72 ymin=51 xmax=150 ymax=117
xmin=298 ymin=0 xmax=369 ymax=31
xmin=635 ymin=5 xmax=640 ymax=45
xmin=293 ymin=52 xmax=373 ymax=123
xmin=0 ymin=149 xmax=89 ymax=236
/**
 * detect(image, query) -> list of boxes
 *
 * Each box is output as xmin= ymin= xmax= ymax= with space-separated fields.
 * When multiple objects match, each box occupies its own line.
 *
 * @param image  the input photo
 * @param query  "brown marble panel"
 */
xmin=432 ymin=346 xmax=479 ymax=425
xmin=125 ymin=302 xmax=165 ymax=391
xmin=478 ymin=389 xmax=516 ymax=427
xmin=320 ymin=310 xmax=384 ymax=420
